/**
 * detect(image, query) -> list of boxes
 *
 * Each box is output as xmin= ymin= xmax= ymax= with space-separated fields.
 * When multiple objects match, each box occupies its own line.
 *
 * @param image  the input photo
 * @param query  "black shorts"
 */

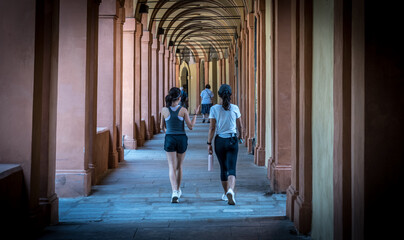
xmin=164 ymin=134 xmax=188 ymax=154
xmin=201 ymin=103 xmax=213 ymax=114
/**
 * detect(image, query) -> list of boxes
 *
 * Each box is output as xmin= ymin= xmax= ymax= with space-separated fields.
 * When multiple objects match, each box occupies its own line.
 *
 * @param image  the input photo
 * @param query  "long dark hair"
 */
xmin=165 ymin=87 xmax=181 ymax=107
xmin=218 ymin=84 xmax=232 ymax=111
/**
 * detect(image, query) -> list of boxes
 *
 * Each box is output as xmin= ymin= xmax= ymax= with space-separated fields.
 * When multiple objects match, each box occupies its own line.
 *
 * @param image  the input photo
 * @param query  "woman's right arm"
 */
xmin=160 ymin=108 xmax=166 ymax=133
xmin=236 ymin=117 xmax=244 ymax=142
xmin=207 ymin=119 xmax=216 ymax=154
xmin=184 ymin=105 xmax=200 ymax=130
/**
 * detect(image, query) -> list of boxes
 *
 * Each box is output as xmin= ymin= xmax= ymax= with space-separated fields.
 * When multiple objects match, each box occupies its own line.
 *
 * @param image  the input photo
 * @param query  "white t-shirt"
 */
xmin=200 ymin=89 xmax=214 ymax=104
xmin=209 ymin=104 xmax=241 ymax=137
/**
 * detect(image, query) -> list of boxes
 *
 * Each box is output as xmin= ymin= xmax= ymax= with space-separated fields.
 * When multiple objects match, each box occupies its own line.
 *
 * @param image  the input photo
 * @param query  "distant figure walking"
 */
xmin=207 ymin=84 xmax=244 ymax=205
xmin=200 ymin=84 xmax=214 ymax=123
xmin=180 ymin=85 xmax=188 ymax=109
xmin=160 ymin=87 xmax=200 ymax=203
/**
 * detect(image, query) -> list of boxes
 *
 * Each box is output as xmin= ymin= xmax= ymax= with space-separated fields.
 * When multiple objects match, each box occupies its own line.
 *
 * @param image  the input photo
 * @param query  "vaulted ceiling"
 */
xmin=127 ymin=0 xmax=253 ymax=61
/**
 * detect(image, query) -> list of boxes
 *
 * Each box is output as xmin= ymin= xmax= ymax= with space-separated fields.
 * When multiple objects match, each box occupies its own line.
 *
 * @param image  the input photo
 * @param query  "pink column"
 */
xmin=122 ymin=18 xmax=137 ymax=149
xmin=140 ymin=26 xmax=153 ymax=140
xmin=135 ymin=22 xmax=144 ymax=146
xmin=115 ymin=5 xmax=125 ymax=162
xmin=175 ymin=58 xmax=180 ymax=88
xmin=223 ymin=58 xmax=227 ymax=84
xmin=204 ymin=59 xmax=209 ymax=85
xmin=195 ymin=59 xmax=201 ymax=107
xmin=151 ymin=35 xmax=160 ymax=133
xmin=169 ymin=47 xmax=175 ymax=88
xmin=159 ymin=42 xmax=165 ymax=113
xmin=98 ymin=0 xmax=118 ymax=169
xmin=241 ymin=29 xmax=249 ymax=141
xmin=56 ymin=0 xmax=95 ymax=196
xmin=217 ymin=59 xmax=222 ymax=85
xmin=270 ymin=0 xmax=292 ymax=192
xmin=287 ymin=0 xmax=299 ymax=220
xmin=255 ymin=1 xmax=266 ymax=166
xmin=247 ymin=13 xmax=255 ymax=153
xmin=164 ymin=47 xmax=170 ymax=95
xmin=293 ymin=0 xmax=312 ymax=233
xmin=0 ymin=0 xmax=60 ymax=224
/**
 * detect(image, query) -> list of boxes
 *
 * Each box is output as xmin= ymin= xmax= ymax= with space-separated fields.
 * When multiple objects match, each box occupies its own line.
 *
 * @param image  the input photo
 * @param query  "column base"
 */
xmin=108 ymin=151 xmax=118 ymax=169
xmin=140 ymin=120 xmax=147 ymax=142
xmin=269 ymin=162 xmax=291 ymax=193
xmin=153 ymin=115 xmax=161 ymax=134
xmin=89 ymin=163 xmax=96 ymax=186
xmin=123 ymin=137 xmax=138 ymax=149
xmin=146 ymin=130 xmax=153 ymax=140
xmin=55 ymin=169 xmax=92 ymax=197
xmin=286 ymin=185 xmax=298 ymax=221
xmin=254 ymin=147 xmax=266 ymax=166
xmin=248 ymin=138 xmax=254 ymax=153
xmin=117 ymin=146 xmax=124 ymax=162
xmin=294 ymin=195 xmax=312 ymax=235
xmin=267 ymin=157 xmax=274 ymax=179
xmin=39 ymin=193 xmax=59 ymax=225
xmin=136 ymin=138 xmax=144 ymax=147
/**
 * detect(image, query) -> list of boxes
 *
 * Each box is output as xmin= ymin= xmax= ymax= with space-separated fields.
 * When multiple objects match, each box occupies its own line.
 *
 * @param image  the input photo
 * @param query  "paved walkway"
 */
xmin=37 ymin=118 xmax=310 ymax=240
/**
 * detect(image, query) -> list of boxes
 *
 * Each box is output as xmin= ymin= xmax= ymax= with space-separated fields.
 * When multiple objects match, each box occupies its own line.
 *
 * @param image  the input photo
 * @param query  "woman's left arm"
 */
xmin=160 ymin=108 xmax=166 ymax=133
xmin=184 ymin=105 xmax=200 ymax=130
xmin=207 ymin=119 xmax=216 ymax=154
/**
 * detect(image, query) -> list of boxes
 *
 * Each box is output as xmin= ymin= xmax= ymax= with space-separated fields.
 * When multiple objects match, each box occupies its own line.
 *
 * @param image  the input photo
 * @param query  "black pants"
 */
xmin=214 ymin=135 xmax=239 ymax=181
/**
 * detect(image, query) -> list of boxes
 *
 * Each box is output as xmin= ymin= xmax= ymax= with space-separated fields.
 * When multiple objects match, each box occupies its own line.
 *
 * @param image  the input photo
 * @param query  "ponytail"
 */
xmin=221 ymin=93 xmax=231 ymax=111
xmin=165 ymin=87 xmax=181 ymax=107
xmin=165 ymin=95 xmax=173 ymax=107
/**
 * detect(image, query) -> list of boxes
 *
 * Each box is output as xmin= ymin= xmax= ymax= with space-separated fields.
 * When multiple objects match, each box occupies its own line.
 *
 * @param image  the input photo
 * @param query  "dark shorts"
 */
xmin=164 ymin=134 xmax=188 ymax=154
xmin=201 ymin=103 xmax=213 ymax=114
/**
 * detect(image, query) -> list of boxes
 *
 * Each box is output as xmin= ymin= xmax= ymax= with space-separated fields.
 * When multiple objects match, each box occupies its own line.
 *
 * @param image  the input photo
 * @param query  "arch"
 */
xmin=138 ymin=0 xmax=245 ymax=59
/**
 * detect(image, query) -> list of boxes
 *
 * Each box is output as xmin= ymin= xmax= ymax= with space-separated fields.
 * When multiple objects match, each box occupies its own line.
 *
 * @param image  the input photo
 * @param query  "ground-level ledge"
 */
xmin=0 ymin=164 xmax=22 ymax=179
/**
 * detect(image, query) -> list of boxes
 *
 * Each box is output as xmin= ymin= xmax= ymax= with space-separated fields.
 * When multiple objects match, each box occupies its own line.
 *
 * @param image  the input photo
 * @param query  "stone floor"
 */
xmin=36 ymin=118 xmax=310 ymax=240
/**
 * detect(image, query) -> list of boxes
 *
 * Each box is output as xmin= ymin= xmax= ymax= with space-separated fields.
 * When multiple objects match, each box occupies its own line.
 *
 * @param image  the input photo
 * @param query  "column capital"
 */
xmin=159 ymin=44 xmax=165 ymax=54
xmin=152 ymin=37 xmax=159 ymax=50
xmin=141 ymin=31 xmax=151 ymax=43
xmin=123 ymin=18 xmax=136 ymax=32
xmin=135 ymin=22 xmax=143 ymax=37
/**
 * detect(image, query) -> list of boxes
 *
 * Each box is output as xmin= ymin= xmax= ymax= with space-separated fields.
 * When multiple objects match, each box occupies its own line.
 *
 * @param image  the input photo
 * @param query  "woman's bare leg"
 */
xmin=176 ymin=152 xmax=186 ymax=188
xmin=166 ymin=152 xmax=179 ymax=191
xmin=166 ymin=151 xmax=186 ymax=191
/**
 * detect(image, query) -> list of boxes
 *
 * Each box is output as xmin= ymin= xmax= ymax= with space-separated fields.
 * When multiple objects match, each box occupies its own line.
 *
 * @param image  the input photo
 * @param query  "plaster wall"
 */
xmin=0 ymin=0 xmax=36 ymax=189
xmin=56 ymin=0 xmax=88 ymax=170
xmin=265 ymin=0 xmax=273 ymax=166
xmin=99 ymin=0 xmax=117 ymax=15
xmin=311 ymin=0 xmax=334 ymax=239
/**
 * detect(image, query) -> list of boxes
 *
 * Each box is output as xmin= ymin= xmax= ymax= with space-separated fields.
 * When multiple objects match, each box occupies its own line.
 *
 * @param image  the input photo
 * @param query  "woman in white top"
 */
xmin=200 ymin=84 xmax=214 ymax=123
xmin=207 ymin=84 xmax=244 ymax=205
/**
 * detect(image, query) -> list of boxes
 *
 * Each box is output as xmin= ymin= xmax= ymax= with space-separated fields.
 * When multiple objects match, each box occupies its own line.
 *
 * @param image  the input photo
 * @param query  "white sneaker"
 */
xmin=226 ymin=188 xmax=236 ymax=205
xmin=221 ymin=194 xmax=228 ymax=201
xmin=178 ymin=188 xmax=182 ymax=198
xmin=171 ymin=190 xmax=180 ymax=203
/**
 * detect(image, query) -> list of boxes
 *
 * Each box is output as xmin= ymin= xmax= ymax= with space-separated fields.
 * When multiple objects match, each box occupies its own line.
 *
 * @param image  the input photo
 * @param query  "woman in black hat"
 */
xmin=207 ymin=84 xmax=244 ymax=205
